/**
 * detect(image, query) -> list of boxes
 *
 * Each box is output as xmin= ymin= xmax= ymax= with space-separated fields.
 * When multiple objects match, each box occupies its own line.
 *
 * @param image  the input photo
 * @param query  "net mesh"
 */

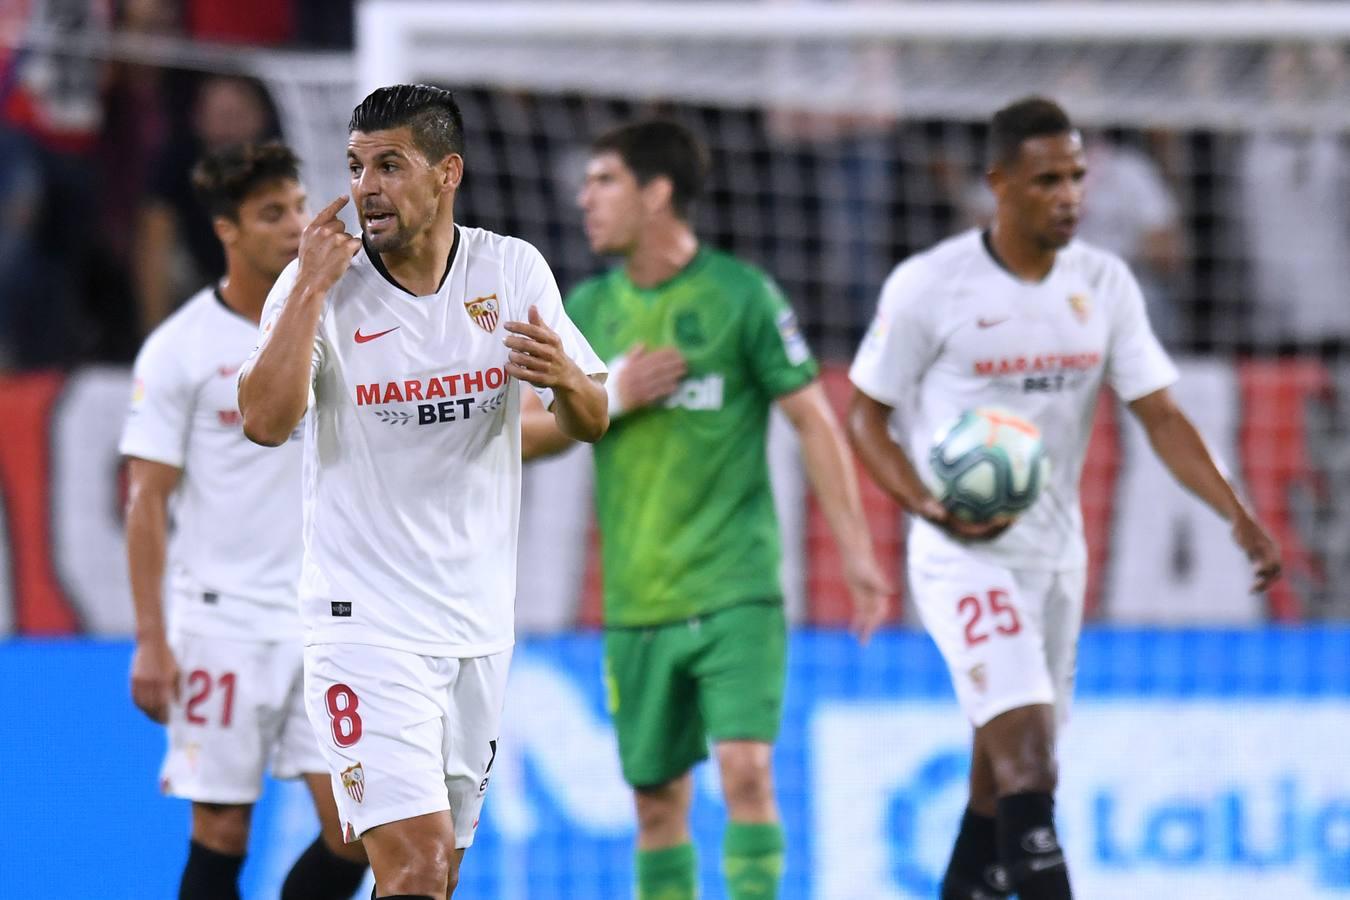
xmin=347 ymin=3 xmax=1350 ymax=358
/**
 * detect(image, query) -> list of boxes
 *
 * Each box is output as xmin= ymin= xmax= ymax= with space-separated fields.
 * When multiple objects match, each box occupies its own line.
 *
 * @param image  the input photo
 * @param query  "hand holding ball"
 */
xmin=928 ymin=407 xmax=1050 ymax=525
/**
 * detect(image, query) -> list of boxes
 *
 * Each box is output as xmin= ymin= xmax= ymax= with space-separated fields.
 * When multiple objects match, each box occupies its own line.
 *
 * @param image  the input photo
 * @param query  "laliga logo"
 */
xmin=882 ymin=752 xmax=1350 ymax=893
xmin=1091 ymin=776 xmax=1350 ymax=888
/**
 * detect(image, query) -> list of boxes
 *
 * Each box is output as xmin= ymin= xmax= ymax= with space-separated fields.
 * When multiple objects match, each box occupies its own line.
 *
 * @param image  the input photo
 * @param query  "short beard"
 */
xmin=363 ymin=222 xmax=411 ymax=253
xmin=1039 ymin=230 xmax=1073 ymax=251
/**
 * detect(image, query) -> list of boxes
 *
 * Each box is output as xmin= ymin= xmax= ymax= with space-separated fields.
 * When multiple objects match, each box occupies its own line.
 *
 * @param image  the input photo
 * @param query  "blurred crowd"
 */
xmin=0 ymin=0 xmax=352 ymax=371
xmin=2 ymin=3 xmax=1349 ymax=372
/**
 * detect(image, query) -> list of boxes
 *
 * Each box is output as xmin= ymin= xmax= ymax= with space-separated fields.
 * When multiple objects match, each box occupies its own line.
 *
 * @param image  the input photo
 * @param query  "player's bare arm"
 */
xmin=125 ymin=457 xmax=183 ymax=724
xmin=239 ymin=195 xmax=360 ymax=446
xmin=779 ymin=382 xmax=895 ymax=642
xmin=504 ymin=304 xmax=609 ymax=442
xmin=1128 ymin=387 xmax=1282 ymax=592
xmin=846 ymin=389 xmax=1013 ymax=542
xmin=520 ymin=389 xmax=576 ymax=460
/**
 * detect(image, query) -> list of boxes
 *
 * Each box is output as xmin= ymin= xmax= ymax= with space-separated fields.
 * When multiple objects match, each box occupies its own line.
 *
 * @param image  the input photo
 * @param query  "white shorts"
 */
xmin=909 ymin=551 xmax=1086 ymax=728
xmin=161 ymin=632 xmax=324 ymax=804
xmin=304 ymin=643 xmax=512 ymax=848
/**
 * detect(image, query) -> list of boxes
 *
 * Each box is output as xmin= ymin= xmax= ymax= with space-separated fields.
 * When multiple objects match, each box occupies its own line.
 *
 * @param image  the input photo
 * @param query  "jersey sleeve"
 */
xmin=741 ymin=273 xmax=819 ymax=398
xmin=252 ymin=260 xmax=326 ymax=388
xmin=511 ymin=240 xmax=607 ymax=408
xmin=848 ymin=259 xmax=942 ymax=411
xmin=1103 ymin=255 xmax=1179 ymax=402
xmin=119 ymin=324 xmax=192 ymax=468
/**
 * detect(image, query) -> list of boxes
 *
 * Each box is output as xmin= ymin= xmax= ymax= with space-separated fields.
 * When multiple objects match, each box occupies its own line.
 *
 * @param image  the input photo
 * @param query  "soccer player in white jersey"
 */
xmin=847 ymin=98 xmax=1283 ymax=900
xmin=123 ymin=142 xmax=369 ymax=900
xmin=238 ymin=85 xmax=608 ymax=899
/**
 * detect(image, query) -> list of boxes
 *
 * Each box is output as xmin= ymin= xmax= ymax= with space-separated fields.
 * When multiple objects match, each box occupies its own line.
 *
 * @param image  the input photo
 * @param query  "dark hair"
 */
xmin=592 ymin=120 xmax=709 ymax=219
xmin=191 ymin=141 xmax=301 ymax=220
xmin=348 ymin=84 xmax=464 ymax=163
xmin=988 ymin=97 xmax=1074 ymax=167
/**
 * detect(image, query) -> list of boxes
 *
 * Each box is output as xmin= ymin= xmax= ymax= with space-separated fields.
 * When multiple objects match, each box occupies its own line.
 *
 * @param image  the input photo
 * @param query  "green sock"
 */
xmin=723 ymin=822 xmax=785 ymax=899
xmin=637 ymin=842 xmax=697 ymax=900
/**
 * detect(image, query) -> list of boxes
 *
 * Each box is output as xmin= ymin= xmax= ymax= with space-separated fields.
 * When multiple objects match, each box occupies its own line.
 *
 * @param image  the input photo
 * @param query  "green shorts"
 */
xmin=603 ymin=600 xmax=787 ymax=788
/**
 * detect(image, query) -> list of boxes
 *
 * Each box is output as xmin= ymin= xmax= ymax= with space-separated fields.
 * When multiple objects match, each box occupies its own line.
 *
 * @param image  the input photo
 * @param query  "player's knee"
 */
xmin=635 ymin=782 xmax=689 ymax=840
xmin=980 ymin=706 xmax=1058 ymax=796
xmin=381 ymin=846 xmax=451 ymax=894
xmin=191 ymin=802 xmax=251 ymax=856
xmin=635 ymin=790 xmax=681 ymax=831
xmin=374 ymin=826 xmax=453 ymax=893
xmin=717 ymin=745 xmax=775 ymax=815
xmin=991 ymin=745 xmax=1058 ymax=796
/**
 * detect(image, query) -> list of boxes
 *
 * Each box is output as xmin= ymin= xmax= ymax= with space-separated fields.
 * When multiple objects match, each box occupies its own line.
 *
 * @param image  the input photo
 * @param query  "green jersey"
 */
xmin=567 ymin=248 xmax=818 ymax=627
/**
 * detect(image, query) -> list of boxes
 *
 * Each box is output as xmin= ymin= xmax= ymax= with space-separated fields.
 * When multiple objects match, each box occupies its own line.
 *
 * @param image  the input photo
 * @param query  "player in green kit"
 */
xmin=524 ymin=120 xmax=893 ymax=900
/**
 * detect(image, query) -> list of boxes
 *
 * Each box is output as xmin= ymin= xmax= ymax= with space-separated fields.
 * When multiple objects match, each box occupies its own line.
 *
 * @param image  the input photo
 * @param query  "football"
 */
xmin=927 ymin=407 xmax=1050 ymax=523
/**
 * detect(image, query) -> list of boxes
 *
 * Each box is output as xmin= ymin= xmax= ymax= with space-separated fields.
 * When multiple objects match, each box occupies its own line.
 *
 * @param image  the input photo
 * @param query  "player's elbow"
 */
xmin=238 ymin=374 xmax=299 ymax=447
xmin=243 ymin=423 xmax=288 ymax=448
xmin=240 ymin=405 xmax=293 ymax=447
xmin=571 ymin=410 xmax=609 ymax=444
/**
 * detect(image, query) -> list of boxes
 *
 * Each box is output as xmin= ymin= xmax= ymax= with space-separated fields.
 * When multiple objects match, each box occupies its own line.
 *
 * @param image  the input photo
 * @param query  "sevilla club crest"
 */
xmin=341 ymin=762 xmax=365 ymax=803
xmin=465 ymin=293 xmax=500 ymax=333
xmin=1068 ymin=293 xmax=1091 ymax=324
xmin=967 ymin=663 xmax=988 ymax=694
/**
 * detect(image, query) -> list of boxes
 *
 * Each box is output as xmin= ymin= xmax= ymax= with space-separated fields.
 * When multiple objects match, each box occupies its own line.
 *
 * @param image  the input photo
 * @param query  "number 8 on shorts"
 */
xmin=325 ymin=683 xmax=363 ymax=748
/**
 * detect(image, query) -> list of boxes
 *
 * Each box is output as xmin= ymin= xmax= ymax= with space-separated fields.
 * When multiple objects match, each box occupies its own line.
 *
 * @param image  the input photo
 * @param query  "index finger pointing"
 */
xmin=311 ymin=195 xmax=349 ymax=226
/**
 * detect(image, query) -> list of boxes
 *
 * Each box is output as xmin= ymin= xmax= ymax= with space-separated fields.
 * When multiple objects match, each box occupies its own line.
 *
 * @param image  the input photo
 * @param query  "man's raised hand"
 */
xmin=298 ymin=196 xmax=361 ymax=294
xmin=615 ymin=344 xmax=687 ymax=412
xmin=505 ymin=305 xmax=585 ymax=390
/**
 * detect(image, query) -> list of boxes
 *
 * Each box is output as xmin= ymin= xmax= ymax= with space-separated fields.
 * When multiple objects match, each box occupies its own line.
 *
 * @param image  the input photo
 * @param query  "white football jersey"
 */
xmin=259 ymin=226 xmax=605 ymax=657
xmin=850 ymin=229 xmax=1178 ymax=570
xmin=120 ymin=287 xmax=304 ymax=640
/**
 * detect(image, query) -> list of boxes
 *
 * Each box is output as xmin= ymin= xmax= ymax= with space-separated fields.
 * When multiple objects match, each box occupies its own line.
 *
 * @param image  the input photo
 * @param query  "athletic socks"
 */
xmin=942 ymin=809 xmax=1011 ymax=899
xmin=178 ymin=840 xmax=244 ymax=900
xmin=637 ymin=842 xmax=698 ymax=900
xmin=723 ymin=822 xmax=784 ymax=900
xmin=996 ymin=791 xmax=1072 ymax=899
xmin=280 ymin=835 xmax=368 ymax=899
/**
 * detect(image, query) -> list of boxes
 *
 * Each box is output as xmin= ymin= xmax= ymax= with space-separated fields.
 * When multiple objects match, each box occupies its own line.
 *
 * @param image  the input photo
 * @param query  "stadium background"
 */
xmin=3 ymin=1 xmax=1350 ymax=897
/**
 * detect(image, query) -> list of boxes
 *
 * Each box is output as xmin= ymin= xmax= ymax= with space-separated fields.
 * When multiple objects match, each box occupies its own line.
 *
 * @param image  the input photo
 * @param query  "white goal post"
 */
xmin=357 ymin=1 xmax=1350 ymax=129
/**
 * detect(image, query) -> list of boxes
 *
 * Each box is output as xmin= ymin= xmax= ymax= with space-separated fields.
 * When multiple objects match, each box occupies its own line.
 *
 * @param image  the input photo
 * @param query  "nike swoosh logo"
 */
xmin=977 ymin=317 xmax=1010 ymax=329
xmin=354 ymin=326 xmax=399 ymax=344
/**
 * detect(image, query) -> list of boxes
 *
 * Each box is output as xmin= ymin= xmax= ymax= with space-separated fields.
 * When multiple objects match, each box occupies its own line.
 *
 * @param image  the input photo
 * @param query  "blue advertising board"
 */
xmin=7 ymin=629 xmax=1350 ymax=898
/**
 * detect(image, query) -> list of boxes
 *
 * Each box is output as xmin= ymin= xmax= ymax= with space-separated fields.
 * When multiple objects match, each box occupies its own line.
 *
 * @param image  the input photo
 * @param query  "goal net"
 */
xmin=354 ymin=1 xmax=1350 ymax=362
